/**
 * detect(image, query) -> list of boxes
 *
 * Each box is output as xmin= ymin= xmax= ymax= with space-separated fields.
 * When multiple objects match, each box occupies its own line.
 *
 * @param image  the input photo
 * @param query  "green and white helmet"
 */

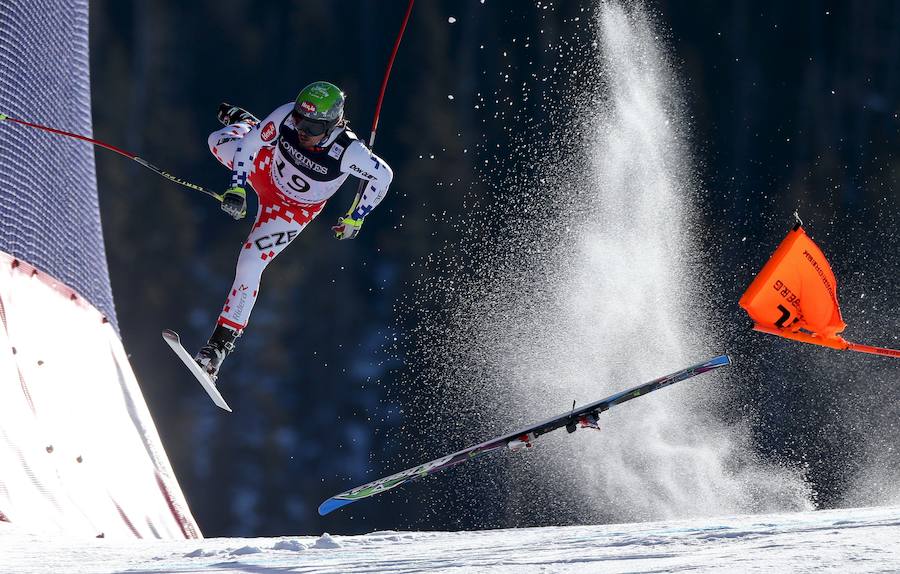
xmin=292 ymin=81 xmax=345 ymax=137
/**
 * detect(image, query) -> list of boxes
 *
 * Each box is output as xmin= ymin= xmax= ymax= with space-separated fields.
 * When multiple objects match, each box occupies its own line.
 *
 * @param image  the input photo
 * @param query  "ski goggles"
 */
xmin=290 ymin=110 xmax=330 ymax=137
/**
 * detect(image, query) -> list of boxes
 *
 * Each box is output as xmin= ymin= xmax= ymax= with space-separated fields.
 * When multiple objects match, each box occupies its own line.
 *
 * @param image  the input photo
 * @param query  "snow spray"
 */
xmin=528 ymin=3 xmax=814 ymax=521
xmin=389 ymin=1 xmax=813 ymax=527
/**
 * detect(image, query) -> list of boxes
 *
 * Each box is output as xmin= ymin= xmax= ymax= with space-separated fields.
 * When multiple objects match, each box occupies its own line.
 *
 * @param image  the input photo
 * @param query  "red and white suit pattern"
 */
xmin=206 ymin=103 xmax=392 ymax=332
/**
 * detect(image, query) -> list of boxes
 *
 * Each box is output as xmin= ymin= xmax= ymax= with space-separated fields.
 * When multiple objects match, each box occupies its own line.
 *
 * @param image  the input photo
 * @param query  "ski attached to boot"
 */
xmin=318 ymin=354 xmax=732 ymax=515
xmin=162 ymin=329 xmax=233 ymax=412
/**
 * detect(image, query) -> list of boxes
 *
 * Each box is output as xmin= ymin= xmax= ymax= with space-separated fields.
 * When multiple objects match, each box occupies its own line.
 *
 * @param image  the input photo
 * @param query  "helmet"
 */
xmin=292 ymin=81 xmax=345 ymax=138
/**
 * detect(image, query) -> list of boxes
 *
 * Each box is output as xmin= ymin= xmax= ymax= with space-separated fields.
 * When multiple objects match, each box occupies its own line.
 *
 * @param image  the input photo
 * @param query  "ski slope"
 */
xmin=3 ymin=505 xmax=898 ymax=573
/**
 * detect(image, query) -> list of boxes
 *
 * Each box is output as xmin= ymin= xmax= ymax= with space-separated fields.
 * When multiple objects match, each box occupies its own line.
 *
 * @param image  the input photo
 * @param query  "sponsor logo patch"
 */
xmin=279 ymin=139 xmax=329 ymax=175
xmin=328 ymin=143 xmax=345 ymax=159
xmin=349 ymin=163 xmax=376 ymax=180
xmin=309 ymin=85 xmax=330 ymax=98
xmin=260 ymin=121 xmax=277 ymax=142
xmin=299 ymin=101 xmax=317 ymax=114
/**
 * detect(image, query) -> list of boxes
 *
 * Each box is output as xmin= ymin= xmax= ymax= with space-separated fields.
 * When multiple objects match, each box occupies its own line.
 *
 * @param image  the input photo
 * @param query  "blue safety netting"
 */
xmin=0 ymin=0 xmax=117 ymax=330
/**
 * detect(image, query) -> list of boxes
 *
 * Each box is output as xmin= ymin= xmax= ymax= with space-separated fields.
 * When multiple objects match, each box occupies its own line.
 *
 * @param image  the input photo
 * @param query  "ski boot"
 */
xmin=217 ymin=102 xmax=260 ymax=127
xmin=194 ymin=324 xmax=240 ymax=380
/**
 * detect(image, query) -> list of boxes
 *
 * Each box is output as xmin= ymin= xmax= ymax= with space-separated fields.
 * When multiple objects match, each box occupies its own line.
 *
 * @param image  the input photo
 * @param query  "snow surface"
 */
xmin=2 ymin=505 xmax=899 ymax=573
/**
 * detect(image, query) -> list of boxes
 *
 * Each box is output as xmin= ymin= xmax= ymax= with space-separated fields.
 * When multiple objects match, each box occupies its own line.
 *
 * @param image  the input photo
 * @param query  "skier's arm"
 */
xmin=340 ymin=140 xmax=394 ymax=220
xmin=228 ymin=102 xmax=293 ymax=189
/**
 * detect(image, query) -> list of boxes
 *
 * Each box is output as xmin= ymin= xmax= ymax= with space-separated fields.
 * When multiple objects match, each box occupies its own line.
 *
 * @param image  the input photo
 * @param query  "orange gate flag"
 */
xmin=739 ymin=223 xmax=900 ymax=359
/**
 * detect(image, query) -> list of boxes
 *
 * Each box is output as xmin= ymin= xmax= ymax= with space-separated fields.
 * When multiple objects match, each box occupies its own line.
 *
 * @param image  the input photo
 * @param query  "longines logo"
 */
xmin=279 ymin=139 xmax=328 ymax=174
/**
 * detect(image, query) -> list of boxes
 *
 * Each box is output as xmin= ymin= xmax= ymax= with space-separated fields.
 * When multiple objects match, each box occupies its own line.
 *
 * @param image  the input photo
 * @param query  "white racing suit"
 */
xmin=207 ymin=102 xmax=393 ymax=332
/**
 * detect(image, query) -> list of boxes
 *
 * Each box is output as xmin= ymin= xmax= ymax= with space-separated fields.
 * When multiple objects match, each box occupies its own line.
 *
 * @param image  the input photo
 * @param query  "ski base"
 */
xmin=162 ymin=329 xmax=232 ymax=412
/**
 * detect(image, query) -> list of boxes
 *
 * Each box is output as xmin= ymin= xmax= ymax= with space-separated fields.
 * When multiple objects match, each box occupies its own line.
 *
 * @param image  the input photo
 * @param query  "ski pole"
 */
xmin=0 ymin=113 xmax=223 ymax=201
xmin=349 ymin=0 xmax=415 ymax=213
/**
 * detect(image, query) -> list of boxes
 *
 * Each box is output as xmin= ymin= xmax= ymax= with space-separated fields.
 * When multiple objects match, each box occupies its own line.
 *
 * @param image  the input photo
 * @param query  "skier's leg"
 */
xmin=216 ymin=199 xmax=325 ymax=332
xmin=196 ymin=148 xmax=326 ymax=377
xmin=196 ymin=210 xmax=314 ymax=377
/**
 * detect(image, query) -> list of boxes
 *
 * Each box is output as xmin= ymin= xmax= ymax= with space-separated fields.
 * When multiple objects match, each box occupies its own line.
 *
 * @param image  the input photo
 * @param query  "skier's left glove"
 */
xmin=221 ymin=186 xmax=247 ymax=220
xmin=332 ymin=215 xmax=364 ymax=240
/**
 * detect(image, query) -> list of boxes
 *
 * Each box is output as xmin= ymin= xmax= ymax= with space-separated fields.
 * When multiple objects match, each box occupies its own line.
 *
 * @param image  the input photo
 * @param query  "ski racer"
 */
xmin=195 ymin=81 xmax=393 ymax=379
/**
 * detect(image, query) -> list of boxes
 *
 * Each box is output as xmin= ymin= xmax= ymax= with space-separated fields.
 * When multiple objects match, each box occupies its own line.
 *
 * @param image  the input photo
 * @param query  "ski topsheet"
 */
xmin=318 ymin=354 xmax=732 ymax=515
xmin=162 ymin=329 xmax=232 ymax=412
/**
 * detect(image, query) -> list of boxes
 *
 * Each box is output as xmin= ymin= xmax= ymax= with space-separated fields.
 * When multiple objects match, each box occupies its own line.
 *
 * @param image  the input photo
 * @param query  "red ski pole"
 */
xmin=0 ymin=112 xmax=224 ymax=201
xmin=349 ymin=0 xmax=415 ymax=211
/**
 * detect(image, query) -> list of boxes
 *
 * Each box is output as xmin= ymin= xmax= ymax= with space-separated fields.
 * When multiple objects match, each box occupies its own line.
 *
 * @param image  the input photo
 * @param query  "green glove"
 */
xmin=332 ymin=215 xmax=363 ymax=240
xmin=221 ymin=186 xmax=247 ymax=220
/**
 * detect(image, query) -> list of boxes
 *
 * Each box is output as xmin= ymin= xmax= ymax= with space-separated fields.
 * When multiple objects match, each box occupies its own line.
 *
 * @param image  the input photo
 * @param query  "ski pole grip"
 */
xmin=0 ymin=113 xmax=8 ymax=121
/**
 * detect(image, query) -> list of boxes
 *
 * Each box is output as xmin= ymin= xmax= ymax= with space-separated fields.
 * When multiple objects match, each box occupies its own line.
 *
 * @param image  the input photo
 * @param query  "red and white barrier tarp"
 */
xmin=0 ymin=252 xmax=200 ymax=539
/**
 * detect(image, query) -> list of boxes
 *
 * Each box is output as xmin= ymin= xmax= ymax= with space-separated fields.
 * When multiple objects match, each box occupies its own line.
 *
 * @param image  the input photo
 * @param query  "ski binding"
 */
xmin=162 ymin=329 xmax=232 ymax=412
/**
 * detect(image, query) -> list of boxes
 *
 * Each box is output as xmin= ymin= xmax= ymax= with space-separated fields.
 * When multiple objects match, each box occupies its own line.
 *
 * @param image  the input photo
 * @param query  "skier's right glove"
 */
xmin=332 ymin=215 xmax=363 ymax=240
xmin=221 ymin=186 xmax=247 ymax=220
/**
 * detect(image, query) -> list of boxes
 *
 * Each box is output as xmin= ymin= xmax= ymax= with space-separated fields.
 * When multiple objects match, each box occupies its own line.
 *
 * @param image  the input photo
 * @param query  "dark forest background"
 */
xmin=90 ymin=1 xmax=899 ymax=537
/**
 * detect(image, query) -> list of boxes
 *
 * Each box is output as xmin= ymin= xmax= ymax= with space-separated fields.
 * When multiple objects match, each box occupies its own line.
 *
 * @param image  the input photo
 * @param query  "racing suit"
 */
xmin=206 ymin=102 xmax=393 ymax=332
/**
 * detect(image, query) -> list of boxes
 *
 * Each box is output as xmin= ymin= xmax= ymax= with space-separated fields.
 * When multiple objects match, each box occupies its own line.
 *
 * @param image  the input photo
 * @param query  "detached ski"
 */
xmin=318 ymin=354 xmax=731 ymax=515
xmin=162 ymin=329 xmax=232 ymax=412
